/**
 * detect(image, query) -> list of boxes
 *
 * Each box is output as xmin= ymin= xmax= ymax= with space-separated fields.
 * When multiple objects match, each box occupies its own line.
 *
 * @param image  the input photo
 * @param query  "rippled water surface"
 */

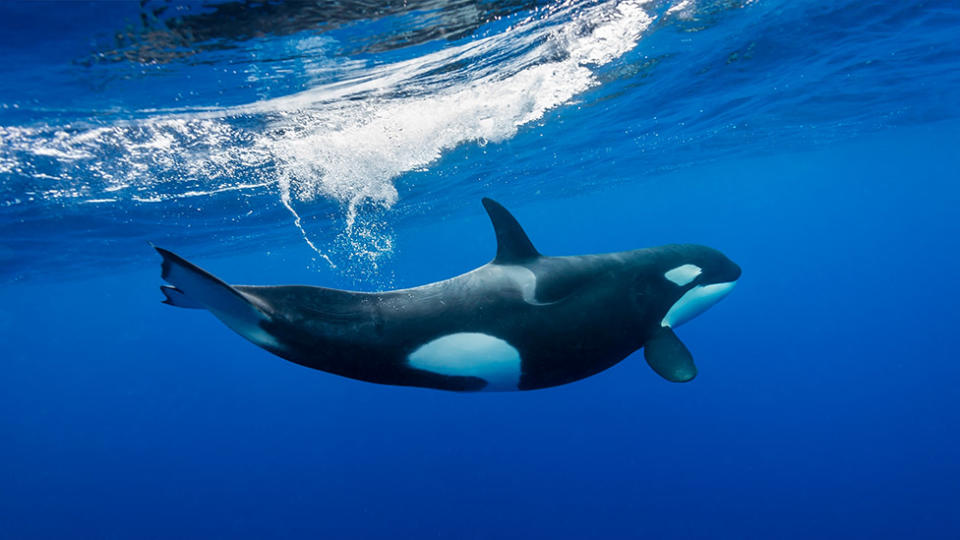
xmin=4 ymin=0 xmax=958 ymax=281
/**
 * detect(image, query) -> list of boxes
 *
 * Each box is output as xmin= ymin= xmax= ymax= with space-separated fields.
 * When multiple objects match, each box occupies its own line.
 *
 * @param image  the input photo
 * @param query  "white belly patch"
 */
xmin=407 ymin=333 xmax=521 ymax=391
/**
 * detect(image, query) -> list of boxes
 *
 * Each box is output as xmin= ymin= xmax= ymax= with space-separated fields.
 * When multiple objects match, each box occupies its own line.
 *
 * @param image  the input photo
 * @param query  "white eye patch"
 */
xmin=664 ymin=264 xmax=702 ymax=286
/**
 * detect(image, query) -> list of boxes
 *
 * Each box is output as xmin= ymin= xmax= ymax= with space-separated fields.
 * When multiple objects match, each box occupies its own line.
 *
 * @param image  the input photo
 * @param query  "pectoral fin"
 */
xmin=644 ymin=327 xmax=697 ymax=382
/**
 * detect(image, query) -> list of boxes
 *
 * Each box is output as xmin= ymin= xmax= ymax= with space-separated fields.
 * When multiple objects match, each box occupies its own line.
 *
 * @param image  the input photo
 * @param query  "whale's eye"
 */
xmin=664 ymin=264 xmax=702 ymax=286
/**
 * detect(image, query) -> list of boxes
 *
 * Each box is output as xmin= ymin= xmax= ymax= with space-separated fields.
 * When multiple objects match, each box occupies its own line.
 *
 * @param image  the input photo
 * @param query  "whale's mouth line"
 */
xmin=661 ymin=280 xmax=737 ymax=328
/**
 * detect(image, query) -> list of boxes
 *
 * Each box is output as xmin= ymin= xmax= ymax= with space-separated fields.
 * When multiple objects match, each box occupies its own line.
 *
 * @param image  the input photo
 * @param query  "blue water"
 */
xmin=2 ymin=1 xmax=959 ymax=538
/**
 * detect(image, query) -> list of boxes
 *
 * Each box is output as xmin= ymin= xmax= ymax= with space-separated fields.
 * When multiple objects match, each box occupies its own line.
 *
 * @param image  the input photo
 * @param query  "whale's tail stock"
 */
xmin=154 ymin=247 xmax=279 ymax=349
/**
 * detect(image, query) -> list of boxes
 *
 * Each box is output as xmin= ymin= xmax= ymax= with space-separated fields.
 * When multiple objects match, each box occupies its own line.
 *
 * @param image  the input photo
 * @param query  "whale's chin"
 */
xmin=661 ymin=281 xmax=737 ymax=328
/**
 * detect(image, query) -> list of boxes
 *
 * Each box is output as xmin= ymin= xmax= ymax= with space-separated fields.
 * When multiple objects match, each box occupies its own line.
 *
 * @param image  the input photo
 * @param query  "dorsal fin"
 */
xmin=482 ymin=198 xmax=541 ymax=264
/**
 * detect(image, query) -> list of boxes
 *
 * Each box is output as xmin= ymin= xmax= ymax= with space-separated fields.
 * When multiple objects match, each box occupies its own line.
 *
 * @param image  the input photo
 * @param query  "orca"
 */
xmin=155 ymin=198 xmax=740 ymax=391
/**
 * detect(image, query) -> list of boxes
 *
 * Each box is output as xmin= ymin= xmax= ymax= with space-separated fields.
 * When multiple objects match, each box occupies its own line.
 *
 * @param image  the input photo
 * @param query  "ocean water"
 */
xmin=2 ymin=0 xmax=959 ymax=538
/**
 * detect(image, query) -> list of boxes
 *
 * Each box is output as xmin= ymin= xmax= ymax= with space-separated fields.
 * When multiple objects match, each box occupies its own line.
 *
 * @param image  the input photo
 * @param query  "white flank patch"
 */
xmin=407 ymin=333 xmax=521 ymax=391
xmin=664 ymin=264 xmax=702 ymax=286
xmin=662 ymin=281 xmax=737 ymax=328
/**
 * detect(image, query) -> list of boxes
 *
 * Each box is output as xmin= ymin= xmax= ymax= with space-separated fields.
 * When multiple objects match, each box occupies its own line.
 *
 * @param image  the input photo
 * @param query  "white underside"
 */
xmin=407 ymin=332 xmax=521 ymax=391
xmin=223 ymin=305 xmax=282 ymax=350
xmin=662 ymin=281 xmax=737 ymax=328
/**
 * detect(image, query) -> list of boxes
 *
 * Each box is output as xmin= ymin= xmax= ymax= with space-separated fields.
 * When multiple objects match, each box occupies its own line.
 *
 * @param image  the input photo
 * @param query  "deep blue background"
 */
xmin=3 ymin=123 xmax=959 ymax=538
xmin=3 ymin=0 xmax=960 ymax=538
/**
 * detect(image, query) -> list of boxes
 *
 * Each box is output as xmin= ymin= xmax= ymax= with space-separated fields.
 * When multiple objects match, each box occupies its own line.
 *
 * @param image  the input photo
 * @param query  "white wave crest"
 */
xmin=1 ymin=0 xmax=661 ymax=272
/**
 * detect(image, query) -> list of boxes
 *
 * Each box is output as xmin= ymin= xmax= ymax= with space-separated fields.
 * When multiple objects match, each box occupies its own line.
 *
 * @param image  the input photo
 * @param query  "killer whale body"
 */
xmin=156 ymin=198 xmax=740 ymax=391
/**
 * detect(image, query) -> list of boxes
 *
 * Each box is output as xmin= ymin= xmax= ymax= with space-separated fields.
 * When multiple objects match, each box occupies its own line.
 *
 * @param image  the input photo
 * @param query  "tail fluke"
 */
xmin=155 ymin=247 xmax=280 ymax=349
xmin=160 ymin=285 xmax=203 ymax=309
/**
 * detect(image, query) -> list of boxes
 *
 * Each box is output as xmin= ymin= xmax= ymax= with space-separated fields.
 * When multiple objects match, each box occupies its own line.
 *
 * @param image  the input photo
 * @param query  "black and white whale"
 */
xmin=156 ymin=198 xmax=740 ymax=391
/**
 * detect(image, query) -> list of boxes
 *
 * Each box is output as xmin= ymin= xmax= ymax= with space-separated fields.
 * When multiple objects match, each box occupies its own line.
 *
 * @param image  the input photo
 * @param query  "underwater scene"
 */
xmin=2 ymin=0 xmax=959 ymax=538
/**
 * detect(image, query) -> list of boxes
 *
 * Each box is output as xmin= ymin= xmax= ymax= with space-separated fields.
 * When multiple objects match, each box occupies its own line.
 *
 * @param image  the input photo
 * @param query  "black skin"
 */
xmin=240 ymin=245 xmax=740 ymax=391
xmin=158 ymin=199 xmax=741 ymax=391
